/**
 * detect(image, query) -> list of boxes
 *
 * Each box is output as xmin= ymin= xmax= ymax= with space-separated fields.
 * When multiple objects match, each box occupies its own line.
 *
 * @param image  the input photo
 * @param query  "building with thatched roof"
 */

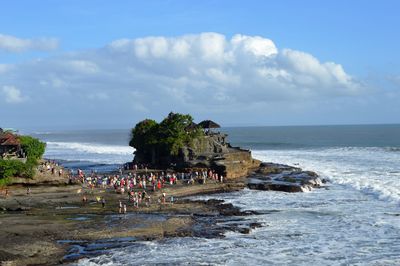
xmin=0 ymin=131 xmax=24 ymax=159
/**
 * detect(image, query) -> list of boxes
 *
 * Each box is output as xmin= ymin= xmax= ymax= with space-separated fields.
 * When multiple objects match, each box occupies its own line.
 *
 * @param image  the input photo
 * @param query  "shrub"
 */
xmin=0 ymin=134 xmax=44 ymax=181
xmin=0 ymin=177 xmax=12 ymax=187
xmin=19 ymin=135 xmax=46 ymax=160
xmin=0 ymin=159 xmax=27 ymax=179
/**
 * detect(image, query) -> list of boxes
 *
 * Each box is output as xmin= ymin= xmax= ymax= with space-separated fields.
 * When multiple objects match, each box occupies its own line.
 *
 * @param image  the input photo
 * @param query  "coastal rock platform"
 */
xmin=247 ymin=162 xmax=324 ymax=193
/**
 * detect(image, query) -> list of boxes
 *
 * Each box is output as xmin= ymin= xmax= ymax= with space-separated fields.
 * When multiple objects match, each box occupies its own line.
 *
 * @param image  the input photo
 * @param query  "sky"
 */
xmin=1 ymin=0 xmax=399 ymax=130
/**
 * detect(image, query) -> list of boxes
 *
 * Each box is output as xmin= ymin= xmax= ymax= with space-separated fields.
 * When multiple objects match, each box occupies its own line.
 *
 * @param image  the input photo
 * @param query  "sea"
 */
xmin=30 ymin=125 xmax=400 ymax=265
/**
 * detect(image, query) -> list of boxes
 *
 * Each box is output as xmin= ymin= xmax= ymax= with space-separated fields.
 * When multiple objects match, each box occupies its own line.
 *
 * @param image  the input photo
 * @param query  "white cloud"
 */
xmin=0 ymin=33 xmax=59 ymax=53
xmin=66 ymin=60 xmax=99 ymax=74
xmin=0 ymin=32 xmax=364 ymax=126
xmin=231 ymin=34 xmax=277 ymax=57
xmin=1 ymin=85 xmax=26 ymax=103
xmin=0 ymin=64 xmax=13 ymax=73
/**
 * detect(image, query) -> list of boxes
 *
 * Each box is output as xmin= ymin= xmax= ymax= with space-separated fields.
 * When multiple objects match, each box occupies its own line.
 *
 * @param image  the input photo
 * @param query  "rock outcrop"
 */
xmin=179 ymin=133 xmax=230 ymax=166
xmin=132 ymin=126 xmax=324 ymax=191
xmin=247 ymin=162 xmax=324 ymax=192
xmin=212 ymin=149 xmax=261 ymax=179
xmin=178 ymin=133 xmax=260 ymax=179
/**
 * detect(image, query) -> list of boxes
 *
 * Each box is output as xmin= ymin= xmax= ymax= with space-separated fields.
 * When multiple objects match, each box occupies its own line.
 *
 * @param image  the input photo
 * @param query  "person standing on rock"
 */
xmin=162 ymin=192 xmax=166 ymax=204
xmin=101 ymin=197 xmax=106 ymax=208
xmin=119 ymin=200 xmax=123 ymax=213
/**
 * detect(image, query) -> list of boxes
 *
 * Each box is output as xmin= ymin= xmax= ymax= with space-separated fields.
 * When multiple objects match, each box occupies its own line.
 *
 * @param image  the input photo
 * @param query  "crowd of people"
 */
xmin=73 ymin=167 xmax=225 ymax=211
xmin=38 ymin=160 xmax=63 ymax=176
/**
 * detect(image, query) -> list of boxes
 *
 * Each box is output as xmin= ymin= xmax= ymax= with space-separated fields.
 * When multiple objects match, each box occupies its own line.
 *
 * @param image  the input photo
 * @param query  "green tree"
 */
xmin=129 ymin=119 xmax=159 ymax=163
xmin=129 ymin=112 xmax=204 ymax=165
xmin=19 ymin=136 xmax=46 ymax=162
xmin=0 ymin=135 xmax=46 ymax=179
xmin=157 ymin=112 xmax=200 ymax=156
xmin=129 ymin=119 xmax=158 ymax=150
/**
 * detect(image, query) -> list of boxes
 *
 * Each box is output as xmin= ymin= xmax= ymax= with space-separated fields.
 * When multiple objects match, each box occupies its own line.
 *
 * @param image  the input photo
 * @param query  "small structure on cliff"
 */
xmin=129 ymin=113 xmax=260 ymax=178
xmin=0 ymin=130 xmax=25 ymax=159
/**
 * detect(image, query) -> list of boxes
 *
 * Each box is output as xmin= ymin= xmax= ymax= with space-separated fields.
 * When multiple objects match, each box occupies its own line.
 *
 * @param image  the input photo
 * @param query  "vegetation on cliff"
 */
xmin=129 ymin=112 xmax=204 ymax=166
xmin=19 ymin=136 xmax=46 ymax=162
xmin=0 ymin=135 xmax=46 ymax=180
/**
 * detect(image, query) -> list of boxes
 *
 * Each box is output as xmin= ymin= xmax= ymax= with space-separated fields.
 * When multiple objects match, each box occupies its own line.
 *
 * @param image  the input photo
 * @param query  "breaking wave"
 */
xmin=46 ymin=141 xmax=134 ymax=155
xmin=44 ymin=142 xmax=134 ymax=164
xmin=253 ymin=146 xmax=400 ymax=203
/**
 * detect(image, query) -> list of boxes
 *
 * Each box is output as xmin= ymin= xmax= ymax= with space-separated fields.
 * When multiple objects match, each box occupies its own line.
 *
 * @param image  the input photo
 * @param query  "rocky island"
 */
xmin=130 ymin=112 xmax=323 ymax=192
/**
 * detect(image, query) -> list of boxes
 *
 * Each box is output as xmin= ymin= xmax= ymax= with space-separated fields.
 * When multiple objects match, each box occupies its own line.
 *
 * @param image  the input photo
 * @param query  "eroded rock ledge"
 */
xmin=247 ymin=162 xmax=325 ymax=193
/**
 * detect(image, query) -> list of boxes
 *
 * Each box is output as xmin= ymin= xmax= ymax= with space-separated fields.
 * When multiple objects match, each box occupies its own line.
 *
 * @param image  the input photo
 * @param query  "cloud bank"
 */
xmin=0 ymin=33 xmax=59 ymax=53
xmin=1 ymin=85 xmax=25 ymax=103
xmin=0 ymin=32 xmax=363 ymax=127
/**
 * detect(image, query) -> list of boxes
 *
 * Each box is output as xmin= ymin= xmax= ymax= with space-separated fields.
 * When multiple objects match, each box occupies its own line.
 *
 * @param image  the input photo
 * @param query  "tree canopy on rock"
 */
xmin=129 ymin=112 xmax=204 ymax=165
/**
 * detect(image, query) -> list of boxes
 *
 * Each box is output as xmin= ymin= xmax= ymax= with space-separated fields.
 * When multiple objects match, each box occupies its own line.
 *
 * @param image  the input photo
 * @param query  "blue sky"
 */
xmin=1 ymin=0 xmax=399 ymax=130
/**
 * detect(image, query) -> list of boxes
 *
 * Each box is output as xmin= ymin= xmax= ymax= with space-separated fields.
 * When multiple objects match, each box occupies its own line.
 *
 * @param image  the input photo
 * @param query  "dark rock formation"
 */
xmin=132 ymin=130 xmax=261 ymax=179
xmin=179 ymin=133 xmax=230 ymax=167
xmin=178 ymin=133 xmax=260 ymax=179
xmin=247 ymin=163 xmax=323 ymax=192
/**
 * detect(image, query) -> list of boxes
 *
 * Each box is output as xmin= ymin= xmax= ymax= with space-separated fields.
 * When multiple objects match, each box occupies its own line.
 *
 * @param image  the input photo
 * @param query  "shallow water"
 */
xmin=76 ymin=186 xmax=400 ymax=265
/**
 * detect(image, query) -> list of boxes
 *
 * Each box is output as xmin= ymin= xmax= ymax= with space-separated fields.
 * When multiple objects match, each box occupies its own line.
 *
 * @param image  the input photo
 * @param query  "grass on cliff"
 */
xmin=0 ymin=177 xmax=12 ymax=187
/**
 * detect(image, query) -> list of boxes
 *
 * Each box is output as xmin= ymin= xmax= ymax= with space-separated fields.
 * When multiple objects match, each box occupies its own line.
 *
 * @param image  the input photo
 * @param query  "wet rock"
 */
xmin=257 ymin=162 xmax=301 ymax=175
xmin=0 ymin=250 xmax=19 ymax=261
xmin=5 ymin=206 xmax=31 ymax=212
xmin=248 ymin=162 xmax=324 ymax=193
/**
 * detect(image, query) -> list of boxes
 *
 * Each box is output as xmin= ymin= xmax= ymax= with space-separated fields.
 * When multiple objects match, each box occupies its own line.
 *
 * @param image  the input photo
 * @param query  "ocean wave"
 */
xmin=46 ymin=141 xmax=134 ymax=155
xmin=236 ymin=141 xmax=305 ymax=148
xmin=386 ymin=147 xmax=400 ymax=152
xmin=252 ymin=147 xmax=400 ymax=203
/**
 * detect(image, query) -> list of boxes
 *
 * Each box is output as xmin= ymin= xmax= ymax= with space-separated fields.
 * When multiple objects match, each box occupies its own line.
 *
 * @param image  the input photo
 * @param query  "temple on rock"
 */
xmin=129 ymin=114 xmax=260 ymax=179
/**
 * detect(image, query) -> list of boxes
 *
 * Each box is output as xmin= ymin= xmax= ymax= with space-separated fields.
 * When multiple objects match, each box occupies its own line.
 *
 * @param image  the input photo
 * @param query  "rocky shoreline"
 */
xmin=0 ymin=177 xmax=251 ymax=265
xmin=0 ymin=162 xmax=324 ymax=265
xmin=247 ymin=162 xmax=325 ymax=192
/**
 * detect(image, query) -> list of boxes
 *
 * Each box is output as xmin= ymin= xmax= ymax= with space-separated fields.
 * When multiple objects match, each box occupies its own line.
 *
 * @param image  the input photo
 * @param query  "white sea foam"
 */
xmin=44 ymin=142 xmax=134 ymax=164
xmin=74 ymin=145 xmax=400 ymax=266
xmin=252 ymin=147 xmax=400 ymax=203
xmin=46 ymin=141 xmax=134 ymax=155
